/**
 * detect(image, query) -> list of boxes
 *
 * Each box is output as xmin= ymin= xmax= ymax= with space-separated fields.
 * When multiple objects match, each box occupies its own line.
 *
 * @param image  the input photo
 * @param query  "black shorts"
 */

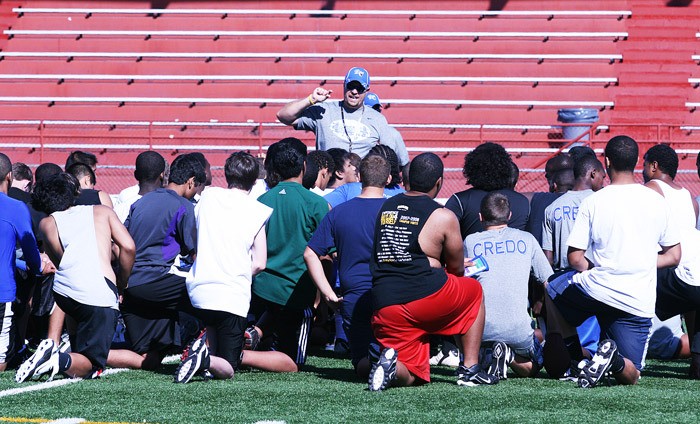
xmin=54 ymin=292 xmax=118 ymax=370
xmin=32 ymin=274 xmax=55 ymax=317
xmin=249 ymin=295 xmax=313 ymax=366
xmin=121 ymin=273 xmax=194 ymax=354
xmin=656 ymin=267 xmax=700 ymax=320
xmin=193 ymin=308 xmax=246 ymax=370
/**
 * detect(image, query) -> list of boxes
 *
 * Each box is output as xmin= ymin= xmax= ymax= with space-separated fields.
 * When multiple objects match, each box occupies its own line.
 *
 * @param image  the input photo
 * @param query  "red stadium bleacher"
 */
xmin=0 ymin=0 xmax=698 ymax=197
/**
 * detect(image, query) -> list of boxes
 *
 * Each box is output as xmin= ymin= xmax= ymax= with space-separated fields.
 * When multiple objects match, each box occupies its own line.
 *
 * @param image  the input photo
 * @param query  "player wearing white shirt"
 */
xmin=176 ymin=152 xmax=272 ymax=383
xmin=544 ymin=136 xmax=681 ymax=388
xmin=642 ymin=144 xmax=700 ymax=379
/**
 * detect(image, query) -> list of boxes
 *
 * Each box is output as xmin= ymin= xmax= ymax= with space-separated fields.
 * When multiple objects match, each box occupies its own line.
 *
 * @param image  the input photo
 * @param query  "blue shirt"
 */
xmin=307 ymin=197 xmax=386 ymax=296
xmin=324 ymin=182 xmax=404 ymax=208
xmin=125 ymin=188 xmax=197 ymax=287
xmin=0 ymin=193 xmax=42 ymax=302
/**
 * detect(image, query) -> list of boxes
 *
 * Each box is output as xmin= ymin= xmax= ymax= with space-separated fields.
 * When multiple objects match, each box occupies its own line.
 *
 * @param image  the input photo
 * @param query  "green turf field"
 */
xmin=1 ymin=352 xmax=699 ymax=424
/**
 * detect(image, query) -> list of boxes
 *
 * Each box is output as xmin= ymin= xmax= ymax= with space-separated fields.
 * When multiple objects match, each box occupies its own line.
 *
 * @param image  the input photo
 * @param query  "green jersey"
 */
xmin=253 ymin=181 xmax=329 ymax=308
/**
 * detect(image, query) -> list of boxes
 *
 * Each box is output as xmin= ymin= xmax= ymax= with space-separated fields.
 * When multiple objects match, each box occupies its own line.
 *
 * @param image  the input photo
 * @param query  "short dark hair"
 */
xmin=34 ymin=163 xmax=63 ymax=185
xmin=644 ymin=144 xmax=678 ymax=179
xmin=463 ymin=142 xmax=513 ymax=191
xmin=544 ymin=154 xmax=573 ymax=184
xmin=32 ymin=173 xmax=80 ymax=214
xmin=264 ymin=142 xmax=282 ymax=189
xmin=605 ymin=135 xmax=638 ymax=173
xmin=568 ymin=146 xmax=596 ymax=165
xmin=360 ymin=154 xmax=390 ymax=188
xmin=326 ymin=148 xmax=352 ymax=187
xmin=480 ymin=192 xmax=510 ymax=227
xmin=368 ymin=144 xmax=401 ymax=188
xmin=134 ymin=151 xmax=166 ymax=183
xmin=169 ymin=154 xmax=207 ymax=186
xmin=187 ymin=152 xmax=212 ymax=186
xmin=302 ymin=150 xmax=334 ymax=189
xmin=269 ymin=137 xmax=307 ymax=180
xmin=225 ymin=151 xmax=259 ymax=191
xmin=11 ymin=162 xmax=33 ymax=183
xmin=551 ymin=169 xmax=575 ymax=192
xmin=409 ymin=152 xmax=443 ymax=193
xmin=573 ymin=155 xmax=604 ymax=180
xmin=66 ymin=162 xmax=96 ymax=186
xmin=0 ymin=153 xmax=11 ymax=180
xmin=508 ymin=161 xmax=519 ymax=189
xmin=65 ymin=150 xmax=97 ymax=170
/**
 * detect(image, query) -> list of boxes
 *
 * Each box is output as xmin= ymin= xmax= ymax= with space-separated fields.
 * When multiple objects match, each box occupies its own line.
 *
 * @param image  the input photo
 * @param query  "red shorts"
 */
xmin=371 ymin=273 xmax=483 ymax=383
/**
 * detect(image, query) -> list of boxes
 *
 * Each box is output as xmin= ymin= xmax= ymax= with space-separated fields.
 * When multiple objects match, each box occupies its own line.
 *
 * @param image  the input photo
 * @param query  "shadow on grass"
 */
xmin=302 ymin=363 xmax=359 ymax=383
xmin=641 ymin=361 xmax=690 ymax=379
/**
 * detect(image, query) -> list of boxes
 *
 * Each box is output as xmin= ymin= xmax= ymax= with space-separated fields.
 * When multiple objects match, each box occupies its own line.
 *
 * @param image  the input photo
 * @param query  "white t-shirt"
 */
xmin=652 ymin=179 xmax=700 ymax=286
xmin=248 ymin=179 xmax=268 ymax=200
xmin=186 ymin=187 xmax=272 ymax=317
xmin=114 ymin=193 xmax=142 ymax=223
xmin=117 ymin=184 xmax=139 ymax=205
xmin=567 ymin=184 xmax=680 ymax=317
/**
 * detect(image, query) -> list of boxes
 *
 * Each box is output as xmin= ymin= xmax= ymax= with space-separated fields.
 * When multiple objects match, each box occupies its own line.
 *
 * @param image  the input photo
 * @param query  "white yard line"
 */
xmin=0 ymin=368 xmax=128 ymax=399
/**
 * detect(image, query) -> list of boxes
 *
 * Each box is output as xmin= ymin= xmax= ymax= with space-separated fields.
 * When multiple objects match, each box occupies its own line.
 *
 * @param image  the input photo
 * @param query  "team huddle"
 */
xmin=1 ymin=67 xmax=699 ymax=392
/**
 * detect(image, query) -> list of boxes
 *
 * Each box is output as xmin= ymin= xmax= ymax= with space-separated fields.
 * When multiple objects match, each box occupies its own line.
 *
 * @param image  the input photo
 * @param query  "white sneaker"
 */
xmin=429 ymin=348 xmax=460 ymax=367
xmin=15 ymin=339 xmax=60 ymax=383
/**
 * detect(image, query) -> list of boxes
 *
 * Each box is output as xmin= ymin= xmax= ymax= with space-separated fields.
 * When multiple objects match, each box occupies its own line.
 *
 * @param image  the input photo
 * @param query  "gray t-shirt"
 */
xmin=464 ymin=227 xmax=553 ymax=349
xmin=542 ymin=189 xmax=594 ymax=271
xmin=294 ymin=101 xmax=409 ymax=166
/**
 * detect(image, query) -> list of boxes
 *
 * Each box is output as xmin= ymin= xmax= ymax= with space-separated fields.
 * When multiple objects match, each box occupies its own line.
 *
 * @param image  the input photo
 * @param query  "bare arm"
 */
xmin=276 ymin=87 xmax=332 ymax=125
xmin=303 ymin=246 xmax=341 ymax=305
xmin=567 ymin=247 xmax=592 ymax=272
xmin=658 ymin=243 xmax=681 ymax=269
xmin=440 ymin=210 xmax=466 ymax=276
xmin=544 ymin=249 xmax=554 ymax=266
xmin=38 ymin=216 xmax=63 ymax=269
xmin=98 ymin=190 xmax=114 ymax=208
xmin=250 ymin=226 xmax=267 ymax=276
xmin=108 ymin=210 xmax=135 ymax=292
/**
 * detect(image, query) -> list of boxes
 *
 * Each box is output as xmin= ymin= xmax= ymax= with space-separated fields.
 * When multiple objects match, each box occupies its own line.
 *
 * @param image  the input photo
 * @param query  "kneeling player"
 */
xmin=16 ymin=173 xmax=135 ymax=381
xmin=174 ymin=152 xmax=273 ymax=382
xmin=464 ymin=192 xmax=553 ymax=379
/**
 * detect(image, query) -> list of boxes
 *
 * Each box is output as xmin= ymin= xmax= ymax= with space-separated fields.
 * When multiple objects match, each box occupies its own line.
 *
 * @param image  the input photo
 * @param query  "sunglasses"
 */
xmin=345 ymin=81 xmax=367 ymax=94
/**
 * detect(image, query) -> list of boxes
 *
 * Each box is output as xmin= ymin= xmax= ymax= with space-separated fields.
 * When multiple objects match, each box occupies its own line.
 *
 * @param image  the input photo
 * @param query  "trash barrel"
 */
xmin=557 ymin=108 xmax=599 ymax=142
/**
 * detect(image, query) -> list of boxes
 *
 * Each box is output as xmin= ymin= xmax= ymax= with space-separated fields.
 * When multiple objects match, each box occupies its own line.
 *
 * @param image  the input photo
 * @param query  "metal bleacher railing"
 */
xmin=3 ymin=29 xmax=629 ymax=42
xmin=0 ymin=97 xmax=615 ymax=110
xmin=0 ymin=51 xmax=624 ymax=64
xmin=0 ymin=74 xmax=619 ymax=87
xmin=11 ymin=7 xmax=633 ymax=20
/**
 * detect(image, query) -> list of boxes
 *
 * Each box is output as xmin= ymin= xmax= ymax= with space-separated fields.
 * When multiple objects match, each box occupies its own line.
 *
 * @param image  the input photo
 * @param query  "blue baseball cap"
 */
xmin=364 ymin=92 xmax=381 ymax=108
xmin=344 ymin=67 xmax=370 ymax=90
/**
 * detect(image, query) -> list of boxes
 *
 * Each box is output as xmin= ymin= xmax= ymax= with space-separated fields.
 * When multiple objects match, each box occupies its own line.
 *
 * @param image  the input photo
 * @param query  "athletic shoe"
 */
xmin=487 ymin=341 xmax=514 ymax=380
xmin=578 ymin=339 xmax=617 ymax=388
xmin=174 ymin=336 xmax=210 ymax=384
xmin=15 ymin=339 xmax=60 ymax=383
xmin=368 ymin=348 xmax=398 ymax=392
xmin=456 ymin=364 xmax=499 ymax=387
xmin=429 ymin=348 xmax=461 ymax=367
xmin=559 ymin=359 xmax=590 ymax=382
xmin=243 ymin=326 xmax=260 ymax=351
xmin=180 ymin=329 xmax=207 ymax=362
